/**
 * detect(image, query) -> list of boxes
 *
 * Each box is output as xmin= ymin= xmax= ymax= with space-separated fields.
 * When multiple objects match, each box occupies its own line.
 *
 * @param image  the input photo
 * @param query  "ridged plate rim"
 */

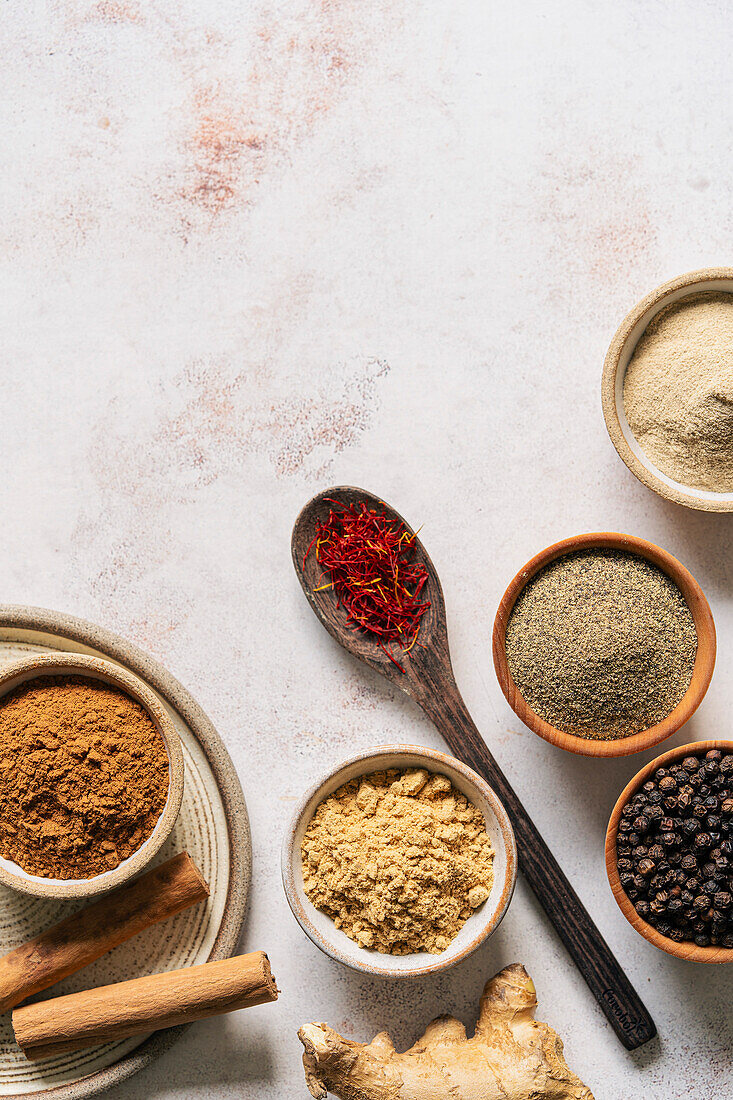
xmin=0 ymin=604 xmax=251 ymax=1100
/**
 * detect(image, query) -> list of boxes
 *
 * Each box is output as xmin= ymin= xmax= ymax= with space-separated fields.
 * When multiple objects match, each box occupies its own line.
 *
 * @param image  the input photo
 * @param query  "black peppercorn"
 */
xmin=616 ymin=749 xmax=733 ymax=947
xmin=677 ymin=790 xmax=692 ymax=812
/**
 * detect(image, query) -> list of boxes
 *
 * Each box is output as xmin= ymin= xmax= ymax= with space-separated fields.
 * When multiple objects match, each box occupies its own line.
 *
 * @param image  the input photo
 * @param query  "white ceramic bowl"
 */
xmin=0 ymin=653 xmax=184 ymax=899
xmin=601 ymin=267 xmax=733 ymax=512
xmin=282 ymin=745 xmax=517 ymax=977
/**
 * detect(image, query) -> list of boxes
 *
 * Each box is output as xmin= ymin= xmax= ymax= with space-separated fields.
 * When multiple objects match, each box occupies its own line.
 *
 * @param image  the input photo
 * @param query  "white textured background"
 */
xmin=2 ymin=2 xmax=732 ymax=1097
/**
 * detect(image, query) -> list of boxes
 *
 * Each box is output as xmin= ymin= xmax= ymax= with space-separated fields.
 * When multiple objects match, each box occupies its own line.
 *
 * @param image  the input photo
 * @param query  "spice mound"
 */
xmin=617 ymin=749 xmax=733 ymax=948
xmin=301 ymin=768 xmax=494 ymax=955
xmin=623 ymin=291 xmax=733 ymax=493
xmin=0 ymin=675 xmax=169 ymax=879
xmin=504 ymin=549 xmax=697 ymax=740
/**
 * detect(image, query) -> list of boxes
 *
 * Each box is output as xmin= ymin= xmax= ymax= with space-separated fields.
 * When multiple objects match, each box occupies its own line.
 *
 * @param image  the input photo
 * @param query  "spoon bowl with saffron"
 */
xmin=292 ymin=486 xmax=657 ymax=1049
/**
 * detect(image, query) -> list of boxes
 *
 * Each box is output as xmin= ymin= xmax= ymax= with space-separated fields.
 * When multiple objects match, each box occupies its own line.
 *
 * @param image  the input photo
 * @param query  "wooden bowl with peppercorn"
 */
xmin=0 ymin=653 xmax=184 ymax=899
xmin=605 ymin=741 xmax=733 ymax=962
xmin=492 ymin=532 xmax=716 ymax=758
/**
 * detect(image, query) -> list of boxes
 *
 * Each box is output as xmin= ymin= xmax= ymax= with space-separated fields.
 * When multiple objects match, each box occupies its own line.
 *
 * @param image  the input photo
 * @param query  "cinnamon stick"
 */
xmin=13 ymin=952 xmax=277 ymax=1060
xmin=0 ymin=852 xmax=209 ymax=1014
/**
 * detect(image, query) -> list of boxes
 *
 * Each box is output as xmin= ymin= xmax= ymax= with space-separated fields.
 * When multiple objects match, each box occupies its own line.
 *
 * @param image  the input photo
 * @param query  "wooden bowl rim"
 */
xmin=605 ymin=740 xmax=733 ymax=963
xmin=0 ymin=652 xmax=185 ymax=898
xmin=601 ymin=266 xmax=733 ymax=513
xmin=492 ymin=532 xmax=716 ymax=758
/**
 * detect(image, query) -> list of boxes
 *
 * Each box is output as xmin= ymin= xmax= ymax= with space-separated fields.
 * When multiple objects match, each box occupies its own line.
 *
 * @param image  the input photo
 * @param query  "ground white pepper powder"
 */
xmin=505 ymin=550 xmax=697 ymax=740
xmin=623 ymin=291 xmax=733 ymax=492
xmin=301 ymin=768 xmax=494 ymax=954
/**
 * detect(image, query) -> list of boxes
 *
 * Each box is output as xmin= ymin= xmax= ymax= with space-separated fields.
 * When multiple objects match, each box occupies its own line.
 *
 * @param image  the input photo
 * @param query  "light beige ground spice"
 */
xmin=623 ymin=291 xmax=733 ymax=492
xmin=301 ymin=768 xmax=494 ymax=955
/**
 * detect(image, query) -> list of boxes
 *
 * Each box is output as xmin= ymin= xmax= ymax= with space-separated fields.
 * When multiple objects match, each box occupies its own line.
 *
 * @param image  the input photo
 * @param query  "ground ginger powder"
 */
xmin=0 ymin=675 xmax=169 ymax=879
xmin=301 ymin=768 xmax=494 ymax=955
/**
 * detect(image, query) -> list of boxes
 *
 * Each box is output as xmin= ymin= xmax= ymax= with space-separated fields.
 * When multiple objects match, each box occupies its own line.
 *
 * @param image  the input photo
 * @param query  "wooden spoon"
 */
xmin=292 ymin=486 xmax=656 ymax=1050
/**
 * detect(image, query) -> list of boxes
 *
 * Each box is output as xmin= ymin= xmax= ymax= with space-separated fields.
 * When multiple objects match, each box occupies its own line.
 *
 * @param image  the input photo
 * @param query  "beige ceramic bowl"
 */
xmin=282 ymin=745 xmax=517 ymax=978
xmin=602 ymin=266 xmax=733 ymax=512
xmin=0 ymin=653 xmax=184 ymax=899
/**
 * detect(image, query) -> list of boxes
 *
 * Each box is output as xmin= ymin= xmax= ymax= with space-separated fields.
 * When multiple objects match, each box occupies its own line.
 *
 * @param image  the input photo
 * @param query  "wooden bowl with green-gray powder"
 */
xmin=492 ymin=533 xmax=716 ymax=758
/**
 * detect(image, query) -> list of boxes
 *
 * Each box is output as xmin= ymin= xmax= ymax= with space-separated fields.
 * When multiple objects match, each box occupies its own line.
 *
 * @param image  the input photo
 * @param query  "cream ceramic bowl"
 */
xmin=601 ymin=267 xmax=733 ymax=513
xmin=0 ymin=653 xmax=184 ymax=899
xmin=282 ymin=745 xmax=517 ymax=978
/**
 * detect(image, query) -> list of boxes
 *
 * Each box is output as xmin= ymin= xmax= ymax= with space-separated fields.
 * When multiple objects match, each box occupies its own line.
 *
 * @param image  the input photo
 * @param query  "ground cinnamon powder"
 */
xmin=0 ymin=675 xmax=169 ymax=879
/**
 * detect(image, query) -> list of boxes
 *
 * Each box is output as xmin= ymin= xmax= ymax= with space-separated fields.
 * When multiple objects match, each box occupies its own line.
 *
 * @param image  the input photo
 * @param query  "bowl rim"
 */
xmin=492 ymin=531 xmax=716 ymax=758
xmin=0 ymin=652 xmax=184 ymax=898
xmin=281 ymin=744 xmax=517 ymax=978
xmin=601 ymin=266 xmax=733 ymax=513
xmin=605 ymin=739 xmax=733 ymax=963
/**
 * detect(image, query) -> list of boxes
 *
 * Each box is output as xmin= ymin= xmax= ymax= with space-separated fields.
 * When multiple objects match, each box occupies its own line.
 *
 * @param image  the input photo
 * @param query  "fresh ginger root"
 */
xmin=298 ymin=963 xmax=594 ymax=1100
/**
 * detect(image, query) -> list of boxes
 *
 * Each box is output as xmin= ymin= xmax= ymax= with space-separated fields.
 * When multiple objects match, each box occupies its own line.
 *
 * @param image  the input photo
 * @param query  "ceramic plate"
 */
xmin=0 ymin=606 xmax=251 ymax=1099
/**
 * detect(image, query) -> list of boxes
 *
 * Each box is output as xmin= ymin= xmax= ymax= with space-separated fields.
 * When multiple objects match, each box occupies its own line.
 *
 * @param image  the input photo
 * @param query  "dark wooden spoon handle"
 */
xmin=411 ymin=671 xmax=656 ymax=1050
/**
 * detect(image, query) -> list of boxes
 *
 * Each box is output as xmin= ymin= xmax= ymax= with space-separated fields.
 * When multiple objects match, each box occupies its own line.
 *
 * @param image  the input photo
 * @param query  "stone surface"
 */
xmin=1 ymin=2 xmax=731 ymax=1097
